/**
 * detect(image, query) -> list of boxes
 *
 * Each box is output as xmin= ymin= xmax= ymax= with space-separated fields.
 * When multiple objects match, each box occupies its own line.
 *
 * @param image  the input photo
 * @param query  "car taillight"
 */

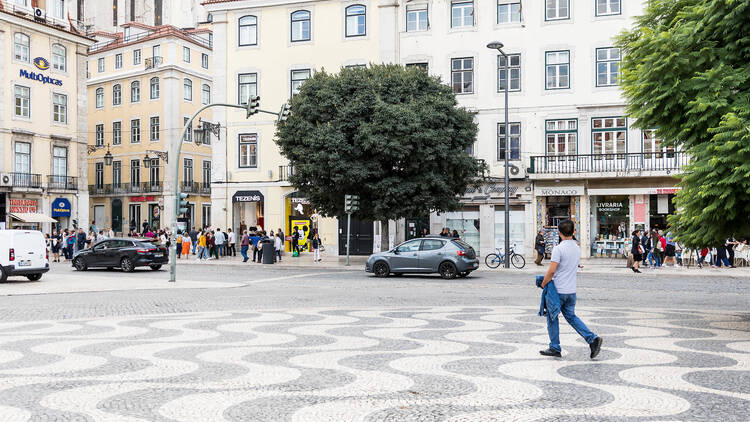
xmin=457 ymin=250 xmax=466 ymax=257
xmin=46 ymin=248 xmax=49 ymax=261
xmin=9 ymin=248 xmax=15 ymax=261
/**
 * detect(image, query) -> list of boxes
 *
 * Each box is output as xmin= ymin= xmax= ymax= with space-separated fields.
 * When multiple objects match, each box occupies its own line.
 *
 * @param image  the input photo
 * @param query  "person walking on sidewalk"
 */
xmin=240 ymin=230 xmax=250 ymax=262
xmin=535 ymin=230 xmax=546 ymax=266
xmin=291 ymin=226 xmax=300 ymax=256
xmin=227 ymin=229 xmax=236 ymax=257
xmin=538 ymin=219 xmax=602 ymax=359
xmin=215 ymin=229 xmax=225 ymax=257
xmin=189 ymin=227 xmax=198 ymax=255
xmin=196 ymin=230 xmax=207 ymax=260
xmin=181 ymin=232 xmax=191 ymax=258
xmin=631 ymin=230 xmax=642 ymax=273
xmin=274 ymin=231 xmax=283 ymax=262
xmin=312 ymin=233 xmax=322 ymax=262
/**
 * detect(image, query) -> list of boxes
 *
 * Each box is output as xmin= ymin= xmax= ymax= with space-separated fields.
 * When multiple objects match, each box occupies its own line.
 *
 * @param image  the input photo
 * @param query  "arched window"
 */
xmin=238 ymin=15 xmax=258 ymax=46
xmin=112 ymin=84 xmax=122 ymax=106
xmin=183 ymin=78 xmax=193 ymax=101
xmin=345 ymin=5 xmax=366 ymax=37
xmin=150 ymin=77 xmax=160 ymax=99
xmin=95 ymin=87 xmax=104 ymax=108
xmin=131 ymin=81 xmax=140 ymax=102
xmin=52 ymin=43 xmax=66 ymax=71
xmin=202 ymin=84 xmax=211 ymax=105
xmin=291 ymin=11 xmax=310 ymax=42
xmin=14 ymin=33 xmax=30 ymax=62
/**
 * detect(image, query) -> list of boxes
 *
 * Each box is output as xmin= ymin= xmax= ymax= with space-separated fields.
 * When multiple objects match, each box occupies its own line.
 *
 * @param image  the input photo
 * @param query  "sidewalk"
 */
xmin=176 ymin=251 xmax=750 ymax=278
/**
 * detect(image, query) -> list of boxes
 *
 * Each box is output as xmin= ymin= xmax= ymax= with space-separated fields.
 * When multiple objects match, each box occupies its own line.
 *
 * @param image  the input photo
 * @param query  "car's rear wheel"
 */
xmin=485 ymin=254 xmax=502 ymax=269
xmin=373 ymin=261 xmax=390 ymax=277
xmin=73 ymin=258 xmax=87 ymax=271
xmin=439 ymin=261 xmax=457 ymax=279
xmin=120 ymin=257 xmax=135 ymax=273
xmin=149 ymin=264 xmax=162 ymax=271
xmin=0 ymin=266 xmax=6 ymax=283
xmin=26 ymin=274 xmax=42 ymax=281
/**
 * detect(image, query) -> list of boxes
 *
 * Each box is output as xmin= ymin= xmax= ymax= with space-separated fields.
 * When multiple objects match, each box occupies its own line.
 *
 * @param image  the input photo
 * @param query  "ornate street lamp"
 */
xmin=103 ymin=144 xmax=113 ymax=166
xmin=143 ymin=153 xmax=151 ymax=169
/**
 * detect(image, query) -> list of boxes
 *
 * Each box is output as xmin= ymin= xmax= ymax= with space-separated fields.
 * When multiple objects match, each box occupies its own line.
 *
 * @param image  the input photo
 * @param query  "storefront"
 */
xmin=589 ymin=195 xmax=630 ymax=258
xmin=232 ymin=190 xmax=264 ymax=233
xmin=8 ymin=197 xmax=56 ymax=229
xmin=534 ymin=185 xmax=585 ymax=257
xmin=446 ymin=207 xmax=481 ymax=252
xmin=51 ymin=198 xmax=72 ymax=231
xmin=285 ymin=192 xmax=313 ymax=252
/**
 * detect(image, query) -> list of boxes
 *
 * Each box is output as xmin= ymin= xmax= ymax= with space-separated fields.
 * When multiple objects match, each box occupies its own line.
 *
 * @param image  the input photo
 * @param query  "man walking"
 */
xmin=240 ymin=230 xmax=250 ymax=262
xmin=227 ymin=229 xmax=236 ymax=257
xmin=215 ymin=228 xmax=225 ymax=258
xmin=539 ymin=219 xmax=602 ymax=359
xmin=189 ymin=227 xmax=199 ymax=255
xmin=534 ymin=230 xmax=545 ymax=266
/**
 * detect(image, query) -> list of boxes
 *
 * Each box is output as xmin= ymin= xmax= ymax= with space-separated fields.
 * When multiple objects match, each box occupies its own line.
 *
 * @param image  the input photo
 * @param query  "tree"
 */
xmin=275 ymin=64 xmax=482 ymax=240
xmin=616 ymin=0 xmax=750 ymax=247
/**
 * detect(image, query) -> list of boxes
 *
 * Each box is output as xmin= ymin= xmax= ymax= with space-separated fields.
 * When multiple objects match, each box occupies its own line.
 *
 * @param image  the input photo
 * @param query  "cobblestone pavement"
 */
xmin=0 ymin=305 xmax=748 ymax=421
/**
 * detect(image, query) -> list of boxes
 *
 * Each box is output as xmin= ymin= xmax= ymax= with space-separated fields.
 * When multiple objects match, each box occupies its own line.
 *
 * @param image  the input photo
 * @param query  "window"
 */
xmin=291 ymin=10 xmax=311 ymax=42
xmin=133 ymin=49 xmax=141 ymax=65
xmin=345 ymin=5 xmax=366 ymax=37
xmin=596 ymin=47 xmax=621 ymax=87
xmin=596 ymin=0 xmax=621 ymax=16
xmin=115 ymin=53 xmax=123 ymax=69
xmin=397 ymin=240 xmax=422 ymax=253
xmin=150 ymin=77 xmax=160 ymax=99
xmin=52 ymin=146 xmax=67 ymax=178
xmin=183 ymin=158 xmax=194 ymax=184
xmin=183 ymin=78 xmax=193 ymax=101
xmin=201 ymin=204 xmax=211 ymax=229
xmin=94 ymin=88 xmax=106 ymax=109
xmin=202 ymin=161 xmax=211 ymax=185
xmin=152 ymin=44 xmax=160 ymax=59
xmin=238 ymin=15 xmax=258 ymax=46
xmin=545 ymin=50 xmax=570 ymax=89
xmin=95 ymin=162 xmax=104 ymax=188
xmin=183 ymin=117 xmax=193 ymax=142
xmin=113 ymin=121 xmax=122 ymax=145
xmin=50 ymin=0 xmax=64 ymax=18
xmin=182 ymin=46 xmax=191 ymax=63
xmin=497 ymin=1 xmax=521 ymax=23
xmin=291 ymin=69 xmax=311 ymax=97
xmin=451 ymin=57 xmax=473 ymax=94
xmin=201 ymin=53 xmax=209 ymax=69
xmin=98 ymin=57 xmax=105 ymax=72
xmin=95 ymin=124 xmax=104 ymax=147
xmin=406 ymin=4 xmax=428 ymax=32
xmin=149 ymin=159 xmax=160 ymax=187
xmin=14 ymin=142 xmax=31 ymax=174
xmin=497 ymin=54 xmax=521 ymax=92
xmin=592 ymin=117 xmax=627 ymax=157
xmin=238 ymin=73 xmax=257 ymax=105
xmin=406 ymin=62 xmax=428 ymax=71
xmin=643 ymin=130 xmax=675 ymax=158
xmin=112 ymin=84 xmax=122 ymax=105
xmin=52 ymin=44 xmax=66 ymax=71
xmin=239 ymin=133 xmax=258 ymax=168
xmin=14 ymin=85 xmax=30 ymax=118
xmin=202 ymin=84 xmax=211 ymax=105
xmin=422 ymin=239 xmax=445 ymax=251
xmin=150 ymin=116 xmax=160 ymax=141
xmin=14 ymin=33 xmax=30 ymax=62
xmin=497 ymin=122 xmax=521 ymax=160
xmin=112 ymin=161 xmax=122 ymax=187
xmin=546 ymin=119 xmax=577 ymax=159
xmin=130 ymin=160 xmax=141 ymax=185
xmin=52 ymin=93 xmax=67 ymax=124
xmin=545 ymin=0 xmax=569 ymax=20
xmin=131 ymin=81 xmax=140 ymax=102
xmin=124 ymin=26 xmax=131 ymax=41
xmin=131 ymin=119 xmax=141 ymax=143
xmin=451 ymin=0 xmax=473 ymax=28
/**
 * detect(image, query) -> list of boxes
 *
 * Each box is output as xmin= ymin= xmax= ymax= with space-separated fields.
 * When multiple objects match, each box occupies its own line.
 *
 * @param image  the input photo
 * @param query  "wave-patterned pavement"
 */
xmin=0 ymin=306 xmax=748 ymax=421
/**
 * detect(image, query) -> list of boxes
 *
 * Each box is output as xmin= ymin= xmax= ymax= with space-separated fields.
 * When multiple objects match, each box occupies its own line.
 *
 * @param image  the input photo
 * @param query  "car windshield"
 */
xmin=451 ymin=239 xmax=473 ymax=251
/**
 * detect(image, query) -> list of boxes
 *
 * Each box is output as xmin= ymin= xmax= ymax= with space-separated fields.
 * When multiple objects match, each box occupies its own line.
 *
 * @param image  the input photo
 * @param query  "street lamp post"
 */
xmin=487 ymin=41 xmax=511 ymax=268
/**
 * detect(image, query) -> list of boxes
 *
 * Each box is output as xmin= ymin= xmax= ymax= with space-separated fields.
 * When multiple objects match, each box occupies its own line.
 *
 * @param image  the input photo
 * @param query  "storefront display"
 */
xmin=446 ymin=208 xmax=480 ymax=252
xmin=286 ymin=193 xmax=313 ymax=251
xmin=590 ymin=195 xmax=630 ymax=258
xmin=233 ymin=190 xmax=264 ymax=232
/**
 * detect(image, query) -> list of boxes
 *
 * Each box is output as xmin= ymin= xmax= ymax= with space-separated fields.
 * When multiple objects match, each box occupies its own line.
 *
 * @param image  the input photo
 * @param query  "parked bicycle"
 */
xmin=485 ymin=245 xmax=526 ymax=269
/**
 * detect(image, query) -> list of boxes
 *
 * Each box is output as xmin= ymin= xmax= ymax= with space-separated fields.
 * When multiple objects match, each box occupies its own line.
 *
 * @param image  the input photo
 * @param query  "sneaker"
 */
xmin=590 ymin=337 xmax=603 ymax=359
xmin=539 ymin=348 xmax=562 ymax=357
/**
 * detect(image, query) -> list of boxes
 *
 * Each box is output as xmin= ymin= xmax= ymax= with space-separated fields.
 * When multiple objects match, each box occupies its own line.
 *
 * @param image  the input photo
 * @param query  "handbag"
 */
xmin=638 ymin=244 xmax=645 ymax=254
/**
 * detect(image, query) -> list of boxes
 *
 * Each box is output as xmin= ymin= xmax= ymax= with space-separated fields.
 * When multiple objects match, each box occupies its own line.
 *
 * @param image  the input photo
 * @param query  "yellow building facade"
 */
xmin=205 ymin=0 xmax=398 ymax=254
xmin=86 ymin=22 xmax=214 ymax=234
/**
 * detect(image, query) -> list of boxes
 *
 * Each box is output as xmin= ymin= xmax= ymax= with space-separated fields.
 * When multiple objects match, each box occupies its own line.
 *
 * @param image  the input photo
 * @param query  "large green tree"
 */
xmin=617 ymin=0 xmax=750 ymax=247
xmin=275 ymin=64 xmax=482 ymax=225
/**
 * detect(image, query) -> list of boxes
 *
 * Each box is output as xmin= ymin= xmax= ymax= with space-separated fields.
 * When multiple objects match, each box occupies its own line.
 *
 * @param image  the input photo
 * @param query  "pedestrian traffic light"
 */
xmin=277 ymin=103 xmax=291 ymax=123
xmin=178 ymin=192 xmax=189 ymax=215
xmin=246 ymin=95 xmax=260 ymax=118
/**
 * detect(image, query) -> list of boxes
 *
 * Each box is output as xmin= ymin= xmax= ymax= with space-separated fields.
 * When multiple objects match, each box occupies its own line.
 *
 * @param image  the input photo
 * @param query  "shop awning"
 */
xmin=232 ymin=190 xmax=264 ymax=203
xmin=10 ymin=213 xmax=57 ymax=223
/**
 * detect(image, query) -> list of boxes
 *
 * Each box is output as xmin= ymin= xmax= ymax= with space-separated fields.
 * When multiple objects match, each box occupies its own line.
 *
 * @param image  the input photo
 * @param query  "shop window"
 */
xmin=446 ymin=209 xmax=480 ymax=253
xmin=590 ymin=195 xmax=629 ymax=258
xmin=494 ymin=209 xmax=526 ymax=255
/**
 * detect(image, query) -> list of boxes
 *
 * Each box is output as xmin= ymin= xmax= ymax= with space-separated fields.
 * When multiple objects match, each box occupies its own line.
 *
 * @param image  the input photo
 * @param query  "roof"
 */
xmin=0 ymin=0 xmax=95 ymax=43
xmin=89 ymin=24 xmax=212 ymax=54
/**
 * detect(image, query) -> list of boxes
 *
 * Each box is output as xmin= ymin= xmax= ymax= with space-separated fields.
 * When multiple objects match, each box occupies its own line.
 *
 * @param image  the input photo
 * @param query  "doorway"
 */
xmin=111 ymin=199 xmax=123 ymax=233
xmin=338 ymin=217 xmax=374 ymax=255
xmin=128 ymin=203 xmax=141 ymax=233
xmin=93 ymin=205 xmax=105 ymax=232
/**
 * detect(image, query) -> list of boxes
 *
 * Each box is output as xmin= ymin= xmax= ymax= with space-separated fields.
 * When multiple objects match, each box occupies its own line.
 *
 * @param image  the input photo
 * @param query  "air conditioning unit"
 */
xmin=508 ymin=163 xmax=526 ymax=180
xmin=0 ymin=173 xmax=12 ymax=187
xmin=33 ymin=7 xmax=46 ymax=22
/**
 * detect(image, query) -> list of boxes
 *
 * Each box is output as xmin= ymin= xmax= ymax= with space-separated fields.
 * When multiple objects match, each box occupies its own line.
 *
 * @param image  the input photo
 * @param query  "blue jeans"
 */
xmin=546 ymin=293 xmax=598 ymax=352
xmin=191 ymin=241 xmax=197 ymax=255
xmin=240 ymin=245 xmax=249 ymax=261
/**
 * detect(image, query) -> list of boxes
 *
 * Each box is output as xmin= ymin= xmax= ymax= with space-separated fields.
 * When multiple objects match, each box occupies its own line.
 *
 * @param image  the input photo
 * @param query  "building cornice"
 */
xmin=86 ymin=64 xmax=214 ymax=86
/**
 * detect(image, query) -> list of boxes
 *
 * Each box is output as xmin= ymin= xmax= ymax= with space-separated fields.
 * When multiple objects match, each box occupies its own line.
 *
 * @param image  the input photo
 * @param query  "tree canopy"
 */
xmin=275 ymin=64 xmax=482 ymax=221
xmin=617 ymin=0 xmax=750 ymax=247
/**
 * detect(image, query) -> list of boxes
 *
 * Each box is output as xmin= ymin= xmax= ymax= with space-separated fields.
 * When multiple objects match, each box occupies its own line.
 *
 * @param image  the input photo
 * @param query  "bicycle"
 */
xmin=485 ymin=245 xmax=526 ymax=269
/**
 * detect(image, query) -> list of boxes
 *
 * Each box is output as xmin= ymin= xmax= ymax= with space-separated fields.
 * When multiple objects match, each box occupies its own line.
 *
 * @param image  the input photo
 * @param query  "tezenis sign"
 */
xmin=19 ymin=69 xmax=63 ymax=86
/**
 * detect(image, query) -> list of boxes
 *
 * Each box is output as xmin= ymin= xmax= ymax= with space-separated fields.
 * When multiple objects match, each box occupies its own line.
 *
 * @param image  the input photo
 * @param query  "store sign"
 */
xmin=291 ymin=198 xmax=310 ymax=205
xmin=33 ymin=57 xmax=50 ymax=70
xmin=51 ymin=198 xmax=71 ymax=217
xmin=233 ymin=190 xmax=264 ymax=203
xmin=649 ymin=188 xmax=679 ymax=195
xmin=535 ymin=186 xmax=584 ymax=196
xmin=463 ymin=184 xmax=519 ymax=197
xmin=130 ymin=196 xmax=156 ymax=202
xmin=19 ymin=69 xmax=63 ymax=86
xmin=9 ymin=199 xmax=38 ymax=213
xmin=597 ymin=202 xmax=624 ymax=213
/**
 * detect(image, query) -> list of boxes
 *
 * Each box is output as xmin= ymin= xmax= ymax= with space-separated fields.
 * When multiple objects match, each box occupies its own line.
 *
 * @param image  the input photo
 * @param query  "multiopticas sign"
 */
xmin=19 ymin=69 xmax=63 ymax=86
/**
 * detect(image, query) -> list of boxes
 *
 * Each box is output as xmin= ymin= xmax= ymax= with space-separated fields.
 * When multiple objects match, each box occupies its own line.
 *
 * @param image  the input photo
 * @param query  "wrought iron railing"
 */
xmin=278 ymin=165 xmax=294 ymax=181
xmin=10 ymin=172 xmax=42 ymax=188
xmin=529 ymin=152 xmax=688 ymax=174
xmin=47 ymin=175 xmax=77 ymax=190
xmin=89 ymin=182 xmax=163 ymax=196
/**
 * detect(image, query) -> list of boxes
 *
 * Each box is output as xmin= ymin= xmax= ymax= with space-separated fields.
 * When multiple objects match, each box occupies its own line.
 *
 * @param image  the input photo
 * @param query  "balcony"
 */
xmin=180 ymin=181 xmax=211 ymax=195
xmin=89 ymin=182 xmax=163 ymax=196
xmin=47 ymin=175 xmax=78 ymax=191
xmin=278 ymin=165 xmax=295 ymax=182
xmin=529 ymin=152 xmax=688 ymax=179
xmin=9 ymin=172 xmax=42 ymax=189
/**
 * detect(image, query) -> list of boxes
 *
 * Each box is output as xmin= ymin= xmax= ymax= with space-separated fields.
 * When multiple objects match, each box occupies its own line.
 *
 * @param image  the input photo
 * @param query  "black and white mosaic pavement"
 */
xmin=0 ymin=306 xmax=748 ymax=421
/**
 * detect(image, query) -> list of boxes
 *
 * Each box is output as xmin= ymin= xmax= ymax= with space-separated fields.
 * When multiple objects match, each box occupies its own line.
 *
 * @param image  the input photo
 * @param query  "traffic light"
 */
xmin=350 ymin=195 xmax=360 ymax=212
xmin=277 ymin=103 xmax=291 ymax=123
xmin=178 ymin=192 xmax=189 ymax=215
xmin=246 ymin=95 xmax=260 ymax=118
xmin=344 ymin=194 xmax=360 ymax=214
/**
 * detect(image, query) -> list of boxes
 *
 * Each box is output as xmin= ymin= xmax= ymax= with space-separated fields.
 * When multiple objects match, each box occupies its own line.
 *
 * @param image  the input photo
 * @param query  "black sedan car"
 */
xmin=72 ymin=238 xmax=168 ymax=272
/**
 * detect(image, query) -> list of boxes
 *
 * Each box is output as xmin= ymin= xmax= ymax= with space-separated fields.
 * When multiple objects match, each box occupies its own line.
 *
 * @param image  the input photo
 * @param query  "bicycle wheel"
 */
xmin=485 ymin=253 xmax=502 ymax=269
xmin=511 ymin=253 xmax=525 ymax=269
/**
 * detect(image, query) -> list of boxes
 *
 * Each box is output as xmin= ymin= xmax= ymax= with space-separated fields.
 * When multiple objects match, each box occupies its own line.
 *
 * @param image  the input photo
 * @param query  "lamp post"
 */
xmin=487 ymin=41 xmax=510 ymax=268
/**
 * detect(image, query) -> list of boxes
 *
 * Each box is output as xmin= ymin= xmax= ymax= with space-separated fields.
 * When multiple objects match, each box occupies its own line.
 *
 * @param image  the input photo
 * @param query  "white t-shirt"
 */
xmin=228 ymin=232 xmax=236 ymax=244
xmin=550 ymin=239 xmax=580 ymax=294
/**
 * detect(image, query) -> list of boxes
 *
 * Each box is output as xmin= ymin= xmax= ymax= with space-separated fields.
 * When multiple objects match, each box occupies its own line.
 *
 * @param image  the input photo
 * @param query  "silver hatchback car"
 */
xmin=365 ymin=237 xmax=480 ymax=279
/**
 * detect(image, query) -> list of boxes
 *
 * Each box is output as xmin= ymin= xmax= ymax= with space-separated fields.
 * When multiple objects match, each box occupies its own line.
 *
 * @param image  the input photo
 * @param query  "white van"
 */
xmin=0 ymin=230 xmax=49 ymax=282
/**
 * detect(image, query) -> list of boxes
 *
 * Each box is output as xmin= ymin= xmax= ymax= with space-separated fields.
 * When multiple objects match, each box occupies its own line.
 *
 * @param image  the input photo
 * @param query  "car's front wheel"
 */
xmin=120 ymin=257 xmax=135 ymax=273
xmin=26 ymin=274 xmax=42 ymax=281
xmin=439 ymin=261 xmax=457 ymax=279
xmin=373 ymin=261 xmax=390 ymax=278
xmin=149 ymin=264 xmax=162 ymax=271
xmin=73 ymin=257 xmax=87 ymax=271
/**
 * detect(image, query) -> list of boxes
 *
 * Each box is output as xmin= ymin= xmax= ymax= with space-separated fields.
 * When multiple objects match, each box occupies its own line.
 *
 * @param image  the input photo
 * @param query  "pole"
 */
xmin=346 ymin=212 xmax=352 ymax=266
xmin=503 ymin=52 xmax=510 ymax=269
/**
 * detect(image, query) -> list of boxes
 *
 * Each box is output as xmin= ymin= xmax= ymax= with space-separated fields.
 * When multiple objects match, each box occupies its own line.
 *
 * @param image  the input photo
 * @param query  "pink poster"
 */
xmin=633 ymin=195 xmax=646 ymax=224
